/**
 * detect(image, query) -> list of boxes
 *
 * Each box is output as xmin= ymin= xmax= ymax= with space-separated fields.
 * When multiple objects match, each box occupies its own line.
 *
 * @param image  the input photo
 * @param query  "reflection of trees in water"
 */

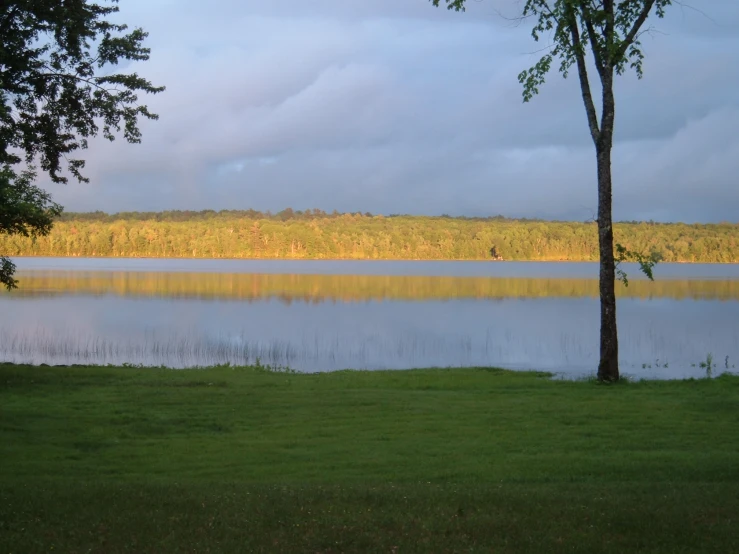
xmin=7 ymin=271 xmax=739 ymax=301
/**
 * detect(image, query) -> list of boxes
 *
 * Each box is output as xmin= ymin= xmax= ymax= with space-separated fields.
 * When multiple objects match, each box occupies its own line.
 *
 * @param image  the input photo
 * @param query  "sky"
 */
xmin=48 ymin=0 xmax=739 ymax=222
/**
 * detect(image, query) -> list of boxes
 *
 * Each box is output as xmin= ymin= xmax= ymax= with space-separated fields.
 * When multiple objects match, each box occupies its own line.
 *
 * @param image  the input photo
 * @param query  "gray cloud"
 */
xmin=47 ymin=0 xmax=739 ymax=222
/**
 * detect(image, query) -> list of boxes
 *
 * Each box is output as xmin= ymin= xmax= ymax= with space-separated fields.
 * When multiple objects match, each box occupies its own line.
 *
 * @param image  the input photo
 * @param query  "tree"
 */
xmin=1 ymin=0 xmax=164 ymax=288
xmin=0 ymin=166 xmax=62 ymax=288
xmin=432 ymin=0 xmax=672 ymax=381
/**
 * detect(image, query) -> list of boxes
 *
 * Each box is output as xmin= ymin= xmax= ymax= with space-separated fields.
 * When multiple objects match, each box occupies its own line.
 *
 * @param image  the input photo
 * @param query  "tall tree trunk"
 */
xmin=596 ymin=144 xmax=619 ymax=381
xmin=563 ymin=6 xmax=620 ymax=380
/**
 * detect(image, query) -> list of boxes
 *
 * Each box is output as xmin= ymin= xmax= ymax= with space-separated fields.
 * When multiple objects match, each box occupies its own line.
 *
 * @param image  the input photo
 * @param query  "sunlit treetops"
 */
xmin=2 ymin=209 xmax=736 ymax=263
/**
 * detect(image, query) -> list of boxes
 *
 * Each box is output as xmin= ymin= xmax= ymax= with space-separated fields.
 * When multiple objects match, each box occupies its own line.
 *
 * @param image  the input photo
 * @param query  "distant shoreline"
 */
xmin=3 ymin=215 xmax=737 ymax=264
xmin=8 ymin=255 xmax=738 ymax=265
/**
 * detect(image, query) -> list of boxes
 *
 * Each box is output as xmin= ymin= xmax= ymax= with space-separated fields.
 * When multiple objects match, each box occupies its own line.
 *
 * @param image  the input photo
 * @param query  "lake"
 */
xmin=2 ymin=258 xmax=738 ymax=379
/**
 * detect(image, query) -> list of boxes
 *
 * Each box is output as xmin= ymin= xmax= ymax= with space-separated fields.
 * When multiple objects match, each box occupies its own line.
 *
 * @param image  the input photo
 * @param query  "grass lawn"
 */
xmin=1 ymin=363 xmax=738 ymax=553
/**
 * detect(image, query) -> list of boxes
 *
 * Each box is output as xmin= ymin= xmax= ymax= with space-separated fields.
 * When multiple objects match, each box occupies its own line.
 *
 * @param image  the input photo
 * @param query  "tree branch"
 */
xmin=618 ymin=0 xmax=657 ymax=56
xmin=565 ymin=9 xmax=600 ymax=144
xmin=37 ymin=69 xmax=124 ymax=96
xmin=579 ymin=1 xmax=606 ymax=77
xmin=604 ymin=0 xmax=615 ymax=57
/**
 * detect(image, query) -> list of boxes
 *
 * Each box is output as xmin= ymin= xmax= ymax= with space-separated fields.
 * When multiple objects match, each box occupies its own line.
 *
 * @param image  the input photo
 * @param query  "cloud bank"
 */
xmin=48 ymin=0 xmax=739 ymax=222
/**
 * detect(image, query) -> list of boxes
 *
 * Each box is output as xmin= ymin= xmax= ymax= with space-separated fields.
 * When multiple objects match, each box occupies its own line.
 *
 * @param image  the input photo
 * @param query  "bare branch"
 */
xmin=673 ymin=1 xmax=716 ymax=25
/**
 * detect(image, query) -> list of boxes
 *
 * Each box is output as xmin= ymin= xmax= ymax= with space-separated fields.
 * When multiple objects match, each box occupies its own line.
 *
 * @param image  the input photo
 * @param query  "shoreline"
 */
xmin=8 ymin=254 xmax=738 ymax=265
xmin=2 ymin=361 xmax=734 ymax=382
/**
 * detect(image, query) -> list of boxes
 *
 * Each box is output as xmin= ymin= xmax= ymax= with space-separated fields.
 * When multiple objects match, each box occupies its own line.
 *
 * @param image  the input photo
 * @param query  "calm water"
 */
xmin=2 ymin=258 xmax=739 ymax=379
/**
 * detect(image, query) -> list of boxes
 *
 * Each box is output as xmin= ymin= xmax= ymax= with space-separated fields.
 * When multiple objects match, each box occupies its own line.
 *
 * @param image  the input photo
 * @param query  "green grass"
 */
xmin=1 ymin=363 xmax=738 ymax=553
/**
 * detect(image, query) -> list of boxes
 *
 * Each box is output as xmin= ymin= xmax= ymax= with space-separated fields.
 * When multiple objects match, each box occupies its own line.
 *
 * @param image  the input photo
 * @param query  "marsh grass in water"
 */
xmin=642 ymin=359 xmax=669 ymax=370
xmin=2 ymin=325 xmax=738 ymax=380
xmin=0 ymin=328 xmax=302 ymax=369
xmin=0 ymin=326 xmax=563 ymax=372
xmin=1 ymin=363 xmax=739 ymax=553
xmin=689 ymin=353 xmax=737 ymax=378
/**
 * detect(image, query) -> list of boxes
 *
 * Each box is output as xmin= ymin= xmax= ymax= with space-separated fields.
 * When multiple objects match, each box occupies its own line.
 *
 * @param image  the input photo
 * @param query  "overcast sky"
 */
xmin=49 ymin=0 xmax=739 ymax=222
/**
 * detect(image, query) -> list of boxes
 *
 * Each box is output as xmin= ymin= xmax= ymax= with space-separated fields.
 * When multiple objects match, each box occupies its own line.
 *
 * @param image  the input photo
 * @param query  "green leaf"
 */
xmin=614 ymin=242 xmax=661 ymax=287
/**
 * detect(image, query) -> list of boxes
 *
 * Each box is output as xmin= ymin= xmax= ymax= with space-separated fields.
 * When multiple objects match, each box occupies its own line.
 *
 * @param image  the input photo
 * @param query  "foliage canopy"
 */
xmin=0 ymin=0 xmax=163 ymax=287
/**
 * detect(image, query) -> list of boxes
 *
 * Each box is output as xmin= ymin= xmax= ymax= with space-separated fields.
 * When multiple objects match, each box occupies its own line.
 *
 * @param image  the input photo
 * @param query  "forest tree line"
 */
xmin=2 ymin=211 xmax=737 ymax=263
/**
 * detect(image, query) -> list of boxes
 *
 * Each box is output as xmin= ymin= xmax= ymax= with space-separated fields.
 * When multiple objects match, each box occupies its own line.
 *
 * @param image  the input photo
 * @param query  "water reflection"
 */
xmin=6 ymin=270 xmax=739 ymax=301
xmin=1 ymin=262 xmax=738 ymax=379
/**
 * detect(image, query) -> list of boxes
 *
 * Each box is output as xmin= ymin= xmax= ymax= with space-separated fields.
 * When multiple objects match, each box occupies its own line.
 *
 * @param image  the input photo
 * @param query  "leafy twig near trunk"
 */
xmin=614 ymin=243 xmax=661 ymax=287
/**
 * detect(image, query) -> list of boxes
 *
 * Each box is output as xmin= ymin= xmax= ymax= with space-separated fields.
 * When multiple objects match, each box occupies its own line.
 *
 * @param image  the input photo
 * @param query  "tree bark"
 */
xmin=596 ymin=144 xmax=619 ymax=382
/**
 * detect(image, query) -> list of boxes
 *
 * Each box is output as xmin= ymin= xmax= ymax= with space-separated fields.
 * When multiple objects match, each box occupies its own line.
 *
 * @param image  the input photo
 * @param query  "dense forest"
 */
xmin=1 ymin=210 xmax=737 ymax=263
